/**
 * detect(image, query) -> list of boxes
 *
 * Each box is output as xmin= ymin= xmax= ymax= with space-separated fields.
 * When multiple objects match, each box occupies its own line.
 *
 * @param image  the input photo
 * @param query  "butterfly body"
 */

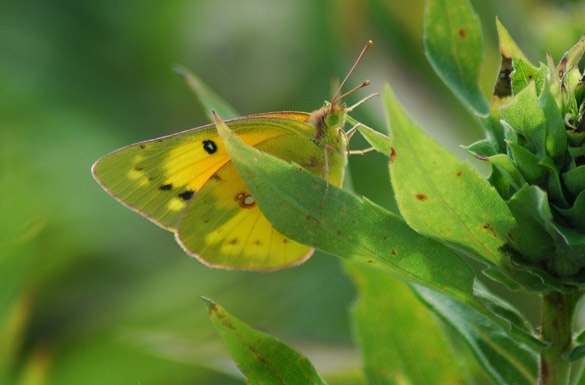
xmin=92 ymin=105 xmax=349 ymax=270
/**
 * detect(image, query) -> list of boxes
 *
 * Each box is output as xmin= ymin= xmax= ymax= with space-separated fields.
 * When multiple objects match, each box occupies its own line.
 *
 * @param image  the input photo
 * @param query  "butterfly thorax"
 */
xmin=306 ymin=102 xmax=348 ymax=187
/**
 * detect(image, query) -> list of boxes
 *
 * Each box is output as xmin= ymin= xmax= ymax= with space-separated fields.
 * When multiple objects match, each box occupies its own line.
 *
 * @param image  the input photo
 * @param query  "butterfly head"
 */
xmin=308 ymin=102 xmax=347 ymax=139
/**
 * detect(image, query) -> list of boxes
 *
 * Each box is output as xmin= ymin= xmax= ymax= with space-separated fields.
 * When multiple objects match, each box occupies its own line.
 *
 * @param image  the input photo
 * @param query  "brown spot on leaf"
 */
xmin=481 ymin=223 xmax=497 ymax=238
xmin=305 ymin=215 xmax=320 ymax=224
xmin=390 ymin=147 xmax=396 ymax=162
xmin=229 ymin=238 xmax=238 ymax=245
xmin=458 ymin=28 xmax=467 ymax=39
xmin=367 ymin=260 xmax=374 ymax=264
xmin=391 ymin=249 xmax=397 ymax=256
xmin=283 ymin=238 xmax=288 ymax=243
xmin=455 ymin=171 xmax=462 ymax=177
xmin=255 ymin=240 xmax=261 ymax=245
xmin=416 ymin=193 xmax=428 ymax=201
xmin=507 ymin=232 xmax=515 ymax=242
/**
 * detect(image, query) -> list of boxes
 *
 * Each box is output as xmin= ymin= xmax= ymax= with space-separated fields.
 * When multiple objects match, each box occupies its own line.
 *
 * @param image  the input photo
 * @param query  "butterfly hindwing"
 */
xmin=177 ymin=160 xmax=313 ymax=270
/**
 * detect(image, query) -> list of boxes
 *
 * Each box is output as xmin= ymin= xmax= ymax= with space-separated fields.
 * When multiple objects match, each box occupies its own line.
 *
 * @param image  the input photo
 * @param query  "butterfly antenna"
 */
xmin=335 ymin=80 xmax=371 ymax=104
xmin=330 ymin=40 xmax=373 ymax=111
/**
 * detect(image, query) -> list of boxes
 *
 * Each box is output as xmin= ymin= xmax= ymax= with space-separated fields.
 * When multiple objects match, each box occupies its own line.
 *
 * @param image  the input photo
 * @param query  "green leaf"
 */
xmin=507 ymin=185 xmax=557 ymax=263
xmin=488 ymin=153 xmax=527 ymax=191
xmin=563 ymin=34 xmax=585 ymax=73
xmin=567 ymin=344 xmax=585 ymax=362
xmin=385 ymin=84 xmax=516 ymax=268
xmin=540 ymin=157 xmax=570 ymax=208
xmin=473 ymin=283 xmax=543 ymax=348
xmin=495 ymin=18 xmax=529 ymax=63
xmin=174 ymin=65 xmax=240 ymax=121
xmin=482 ymin=267 xmax=523 ymax=291
xmin=212 ymin=111 xmax=488 ymax=321
xmin=562 ymin=165 xmax=585 ymax=197
xmin=423 ymin=0 xmax=488 ymax=115
xmin=568 ymin=146 xmax=585 ymax=159
xmin=556 ymin=190 xmax=585 ymax=231
xmin=507 ymin=185 xmax=584 ymax=277
xmin=556 ymin=35 xmax=585 ymax=94
xmin=553 ymin=226 xmax=585 ymax=269
xmin=478 ymin=114 xmax=506 ymax=154
xmin=462 ymin=139 xmax=497 ymax=159
xmin=357 ymin=125 xmax=393 ymax=158
xmin=413 ymin=284 xmax=539 ymax=385
xmin=489 ymin=165 xmax=512 ymax=200
xmin=204 ymin=298 xmax=327 ymax=385
xmin=539 ymin=77 xmax=567 ymax=161
xmin=500 ymin=82 xmax=547 ymax=158
xmin=507 ymin=142 xmax=547 ymax=185
xmin=511 ymin=57 xmax=545 ymax=96
xmin=346 ymin=263 xmax=469 ymax=385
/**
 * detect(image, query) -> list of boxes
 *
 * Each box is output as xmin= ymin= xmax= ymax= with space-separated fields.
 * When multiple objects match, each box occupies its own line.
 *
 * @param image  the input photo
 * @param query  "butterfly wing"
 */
xmin=92 ymin=114 xmax=332 ymax=270
xmin=92 ymin=115 xmax=311 ymax=230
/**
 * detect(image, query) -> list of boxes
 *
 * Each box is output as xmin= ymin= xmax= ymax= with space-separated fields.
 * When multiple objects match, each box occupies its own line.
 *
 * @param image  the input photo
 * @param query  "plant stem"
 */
xmin=539 ymin=290 xmax=581 ymax=385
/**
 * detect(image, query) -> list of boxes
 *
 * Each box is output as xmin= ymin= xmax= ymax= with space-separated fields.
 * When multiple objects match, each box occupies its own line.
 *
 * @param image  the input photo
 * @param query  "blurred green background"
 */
xmin=2 ymin=0 xmax=584 ymax=384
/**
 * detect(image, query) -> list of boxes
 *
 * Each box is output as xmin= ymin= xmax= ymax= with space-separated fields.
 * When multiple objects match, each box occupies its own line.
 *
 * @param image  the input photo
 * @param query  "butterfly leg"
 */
xmin=345 ymin=123 xmax=376 ymax=156
xmin=349 ymin=147 xmax=376 ymax=156
xmin=346 ymin=123 xmax=361 ymax=139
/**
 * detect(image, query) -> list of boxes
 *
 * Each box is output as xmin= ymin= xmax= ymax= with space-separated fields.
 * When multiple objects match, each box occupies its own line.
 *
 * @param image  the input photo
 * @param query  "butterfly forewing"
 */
xmin=92 ymin=117 xmax=313 ymax=230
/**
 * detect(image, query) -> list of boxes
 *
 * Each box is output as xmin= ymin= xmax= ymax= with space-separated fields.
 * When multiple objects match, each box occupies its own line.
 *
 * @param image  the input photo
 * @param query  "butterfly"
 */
xmin=92 ymin=41 xmax=374 ymax=271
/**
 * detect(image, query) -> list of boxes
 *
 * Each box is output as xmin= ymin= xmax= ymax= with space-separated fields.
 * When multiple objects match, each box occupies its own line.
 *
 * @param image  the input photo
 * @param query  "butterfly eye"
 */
xmin=325 ymin=113 xmax=339 ymax=128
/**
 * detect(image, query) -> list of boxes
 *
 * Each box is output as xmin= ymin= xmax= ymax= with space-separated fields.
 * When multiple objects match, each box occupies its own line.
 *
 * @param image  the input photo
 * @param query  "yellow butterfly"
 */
xmin=92 ymin=41 xmax=373 ymax=271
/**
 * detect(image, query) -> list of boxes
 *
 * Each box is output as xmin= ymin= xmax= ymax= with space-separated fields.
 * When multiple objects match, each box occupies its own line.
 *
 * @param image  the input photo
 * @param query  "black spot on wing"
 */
xmin=203 ymin=140 xmax=218 ymax=154
xmin=159 ymin=183 xmax=173 ymax=191
xmin=179 ymin=190 xmax=194 ymax=201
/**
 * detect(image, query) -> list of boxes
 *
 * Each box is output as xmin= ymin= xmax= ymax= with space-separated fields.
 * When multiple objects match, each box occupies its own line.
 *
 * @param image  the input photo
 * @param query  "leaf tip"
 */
xmin=201 ymin=297 xmax=219 ymax=315
xmin=172 ymin=64 xmax=188 ymax=78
